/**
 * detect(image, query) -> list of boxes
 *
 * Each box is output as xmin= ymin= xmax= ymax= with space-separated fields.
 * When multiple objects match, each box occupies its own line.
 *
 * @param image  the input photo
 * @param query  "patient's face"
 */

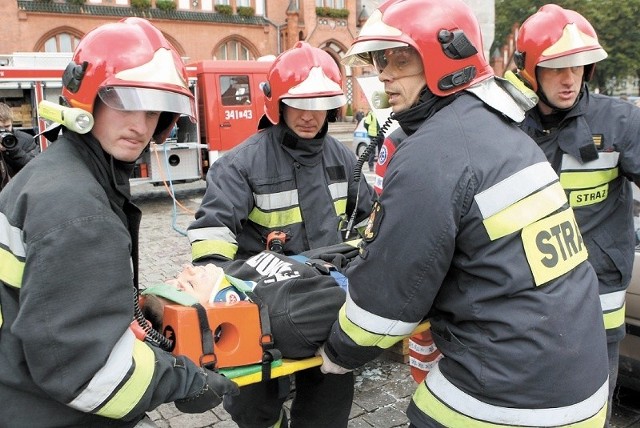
xmin=165 ymin=264 xmax=225 ymax=305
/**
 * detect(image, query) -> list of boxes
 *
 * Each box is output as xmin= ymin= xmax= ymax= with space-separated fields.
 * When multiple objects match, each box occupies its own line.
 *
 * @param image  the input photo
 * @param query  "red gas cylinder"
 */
xmin=408 ymin=329 xmax=443 ymax=383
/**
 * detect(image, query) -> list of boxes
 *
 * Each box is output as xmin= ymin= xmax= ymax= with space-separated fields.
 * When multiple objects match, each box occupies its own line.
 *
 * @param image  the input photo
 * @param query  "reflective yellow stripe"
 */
xmin=483 ymin=182 xmax=567 ymax=241
xmin=96 ymin=341 xmax=155 ymax=419
xmin=413 ymin=364 xmax=607 ymax=427
xmin=191 ymin=239 xmax=237 ymax=261
xmin=569 ymin=183 xmax=609 ymax=207
xmin=603 ymin=304 xmax=625 ymax=330
xmin=339 ymin=293 xmax=418 ymax=349
xmin=69 ymin=330 xmax=137 ymax=412
xmin=339 ymin=307 xmax=406 ymax=349
xmin=0 ymin=213 xmax=26 ymax=288
xmin=344 ymin=239 xmax=361 ymax=248
xmin=560 ymin=168 xmax=619 ymax=190
xmin=0 ymin=247 xmax=24 ymax=288
xmin=248 ymin=206 xmax=302 ymax=228
xmin=521 ymin=208 xmax=587 ymax=286
xmin=270 ymin=408 xmax=287 ymax=428
xmin=334 ymin=198 xmax=347 ymax=216
xmin=251 ymin=184 xmax=346 ymax=228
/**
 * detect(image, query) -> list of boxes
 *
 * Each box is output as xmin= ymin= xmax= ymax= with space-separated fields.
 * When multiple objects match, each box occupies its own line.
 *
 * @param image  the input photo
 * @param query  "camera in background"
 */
xmin=0 ymin=129 xmax=18 ymax=149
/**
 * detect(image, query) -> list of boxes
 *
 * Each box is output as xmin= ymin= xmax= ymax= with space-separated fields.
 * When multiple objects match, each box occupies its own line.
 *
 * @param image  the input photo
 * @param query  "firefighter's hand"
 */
xmin=317 ymin=345 xmax=351 ymax=375
xmin=175 ymin=369 xmax=239 ymax=413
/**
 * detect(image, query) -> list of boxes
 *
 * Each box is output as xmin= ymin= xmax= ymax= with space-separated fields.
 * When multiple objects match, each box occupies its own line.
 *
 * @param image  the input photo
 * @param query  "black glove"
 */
xmin=175 ymin=369 xmax=239 ymax=413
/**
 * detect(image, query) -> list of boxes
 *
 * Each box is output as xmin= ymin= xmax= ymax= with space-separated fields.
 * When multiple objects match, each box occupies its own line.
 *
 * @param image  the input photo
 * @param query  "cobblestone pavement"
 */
xmin=132 ymin=179 xmax=640 ymax=428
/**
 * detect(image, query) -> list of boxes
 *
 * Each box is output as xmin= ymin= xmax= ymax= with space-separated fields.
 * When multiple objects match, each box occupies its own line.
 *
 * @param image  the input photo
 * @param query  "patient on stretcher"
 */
xmin=140 ymin=250 xmax=347 ymax=359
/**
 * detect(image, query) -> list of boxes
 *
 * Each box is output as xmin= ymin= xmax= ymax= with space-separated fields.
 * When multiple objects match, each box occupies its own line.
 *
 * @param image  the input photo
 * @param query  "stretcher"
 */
xmin=222 ymin=320 xmax=432 ymax=387
xmin=157 ymin=285 xmax=431 ymax=387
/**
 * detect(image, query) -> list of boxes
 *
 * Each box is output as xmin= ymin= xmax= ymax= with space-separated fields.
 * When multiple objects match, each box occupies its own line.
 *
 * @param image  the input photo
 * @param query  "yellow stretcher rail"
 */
xmin=228 ymin=321 xmax=431 ymax=387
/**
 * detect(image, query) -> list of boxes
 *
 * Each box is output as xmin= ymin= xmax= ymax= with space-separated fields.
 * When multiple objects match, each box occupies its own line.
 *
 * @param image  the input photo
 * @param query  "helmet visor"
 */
xmin=342 ymin=40 xmax=409 ymax=66
xmin=282 ymin=94 xmax=347 ymax=111
xmin=98 ymin=86 xmax=194 ymax=117
xmin=371 ymin=46 xmax=420 ymax=74
xmin=538 ymin=48 xmax=608 ymax=69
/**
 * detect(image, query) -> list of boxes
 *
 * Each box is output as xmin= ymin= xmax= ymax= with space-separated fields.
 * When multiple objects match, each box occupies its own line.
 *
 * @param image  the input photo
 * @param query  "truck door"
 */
xmin=216 ymin=73 xmax=261 ymax=152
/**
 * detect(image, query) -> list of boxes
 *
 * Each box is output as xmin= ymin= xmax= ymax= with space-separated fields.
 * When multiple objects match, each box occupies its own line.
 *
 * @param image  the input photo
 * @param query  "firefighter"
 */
xmin=513 ymin=5 xmax=640 ymax=426
xmin=318 ymin=0 xmax=610 ymax=426
xmin=364 ymin=109 xmax=380 ymax=171
xmin=187 ymin=41 xmax=374 ymax=427
xmin=0 ymin=18 xmax=238 ymax=427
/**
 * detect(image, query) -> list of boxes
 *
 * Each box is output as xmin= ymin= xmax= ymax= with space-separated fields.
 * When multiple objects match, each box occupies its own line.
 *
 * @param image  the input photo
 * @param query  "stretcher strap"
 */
xmin=192 ymin=303 xmax=217 ymax=370
xmin=244 ymin=290 xmax=280 ymax=381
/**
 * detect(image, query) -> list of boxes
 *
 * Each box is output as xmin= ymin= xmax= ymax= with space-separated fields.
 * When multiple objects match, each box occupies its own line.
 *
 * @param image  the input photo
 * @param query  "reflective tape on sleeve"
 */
xmin=412 ymin=363 xmax=608 ymax=427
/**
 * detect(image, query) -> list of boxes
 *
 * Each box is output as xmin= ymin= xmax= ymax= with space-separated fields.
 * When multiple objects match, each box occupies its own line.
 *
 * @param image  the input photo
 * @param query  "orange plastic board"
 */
xmin=163 ymin=301 xmax=264 ymax=368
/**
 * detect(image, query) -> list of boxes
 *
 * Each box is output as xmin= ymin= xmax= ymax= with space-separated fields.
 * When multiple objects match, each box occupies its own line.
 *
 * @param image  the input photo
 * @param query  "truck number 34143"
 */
xmin=224 ymin=109 xmax=253 ymax=120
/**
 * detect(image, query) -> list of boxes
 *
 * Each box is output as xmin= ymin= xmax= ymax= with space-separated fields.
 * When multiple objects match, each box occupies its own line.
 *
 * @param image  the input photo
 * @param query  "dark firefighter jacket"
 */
xmin=0 ymin=131 xmax=210 ymax=427
xmin=324 ymin=89 xmax=609 ymax=427
xmin=521 ymin=88 xmax=640 ymax=343
xmin=188 ymin=122 xmax=373 ymax=263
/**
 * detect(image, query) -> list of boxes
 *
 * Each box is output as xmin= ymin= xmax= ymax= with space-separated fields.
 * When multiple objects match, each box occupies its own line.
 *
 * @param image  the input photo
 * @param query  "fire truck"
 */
xmin=0 ymin=52 xmax=273 ymax=185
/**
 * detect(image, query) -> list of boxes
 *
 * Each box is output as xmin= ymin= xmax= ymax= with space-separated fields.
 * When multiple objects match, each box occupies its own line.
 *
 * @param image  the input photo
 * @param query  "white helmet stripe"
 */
xmin=115 ymin=48 xmax=187 ymax=87
xmin=287 ymin=66 xmax=342 ymax=96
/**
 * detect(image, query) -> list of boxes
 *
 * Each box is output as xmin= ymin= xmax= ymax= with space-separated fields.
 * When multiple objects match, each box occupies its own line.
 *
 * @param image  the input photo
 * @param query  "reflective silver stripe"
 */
xmin=328 ymin=182 xmax=348 ymax=200
xmin=187 ymin=226 xmax=236 ymax=245
xmin=561 ymin=152 xmax=619 ymax=171
xmin=254 ymin=190 xmax=298 ymax=211
xmin=425 ymin=363 xmax=608 ymax=425
xmin=68 ymin=329 xmax=136 ymax=412
xmin=600 ymin=290 xmax=626 ymax=312
xmin=475 ymin=162 xmax=558 ymax=219
xmin=0 ymin=213 xmax=26 ymax=258
xmin=344 ymin=292 xmax=417 ymax=336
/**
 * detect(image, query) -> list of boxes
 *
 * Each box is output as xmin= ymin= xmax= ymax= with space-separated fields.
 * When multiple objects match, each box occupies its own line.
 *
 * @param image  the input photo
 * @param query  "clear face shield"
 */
xmin=97 ymin=86 xmax=194 ymax=118
xmin=370 ymin=46 xmax=422 ymax=76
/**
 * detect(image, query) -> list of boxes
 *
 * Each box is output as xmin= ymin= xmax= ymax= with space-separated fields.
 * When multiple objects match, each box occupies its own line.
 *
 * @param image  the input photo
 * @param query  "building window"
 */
xmin=216 ymin=0 xmax=230 ymax=4
xmin=216 ymin=40 xmax=253 ymax=60
xmin=237 ymin=0 xmax=250 ymax=6
xmin=316 ymin=0 xmax=344 ymax=7
xmin=44 ymin=33 xmax=80 ymax=53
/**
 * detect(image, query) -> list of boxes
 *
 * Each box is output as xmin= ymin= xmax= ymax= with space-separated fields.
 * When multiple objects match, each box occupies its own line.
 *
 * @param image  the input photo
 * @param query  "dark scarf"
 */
xmin=394 ymin=87 xmax=458 ymax=136
xmin=279 ymin=121 xmax=328 ymax=166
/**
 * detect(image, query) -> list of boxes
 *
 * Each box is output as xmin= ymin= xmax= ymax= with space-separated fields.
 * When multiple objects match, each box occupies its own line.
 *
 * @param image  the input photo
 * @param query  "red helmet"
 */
xmin=342 ymin=0 xmax=493 ymax=97
xmin=515 ymin=4 xmax=607 ymax=92
xmin=61 ymin=17 xmax=195 ymax=143
xmin=262 ymin=41 xmax=346 ymax=125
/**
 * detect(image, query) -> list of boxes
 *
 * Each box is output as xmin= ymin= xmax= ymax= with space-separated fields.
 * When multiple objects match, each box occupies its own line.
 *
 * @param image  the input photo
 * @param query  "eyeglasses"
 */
xmin=370 ymin=47 xmax=422 ymax=76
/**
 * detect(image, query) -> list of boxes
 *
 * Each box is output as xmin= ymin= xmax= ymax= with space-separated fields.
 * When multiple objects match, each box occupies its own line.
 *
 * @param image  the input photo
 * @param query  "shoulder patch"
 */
xmin=363 ymin=201 xmax=384 ymax=242
xmin=592 ymin=134 xmax=603 ymax=150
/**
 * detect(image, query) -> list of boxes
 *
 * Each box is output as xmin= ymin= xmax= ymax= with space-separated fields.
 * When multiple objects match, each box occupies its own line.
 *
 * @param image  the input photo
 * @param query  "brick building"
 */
xmin=1 ymin=0 xmax=495 ymax=119
xmin=2 ymin=0 xmax=371 ymax=117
